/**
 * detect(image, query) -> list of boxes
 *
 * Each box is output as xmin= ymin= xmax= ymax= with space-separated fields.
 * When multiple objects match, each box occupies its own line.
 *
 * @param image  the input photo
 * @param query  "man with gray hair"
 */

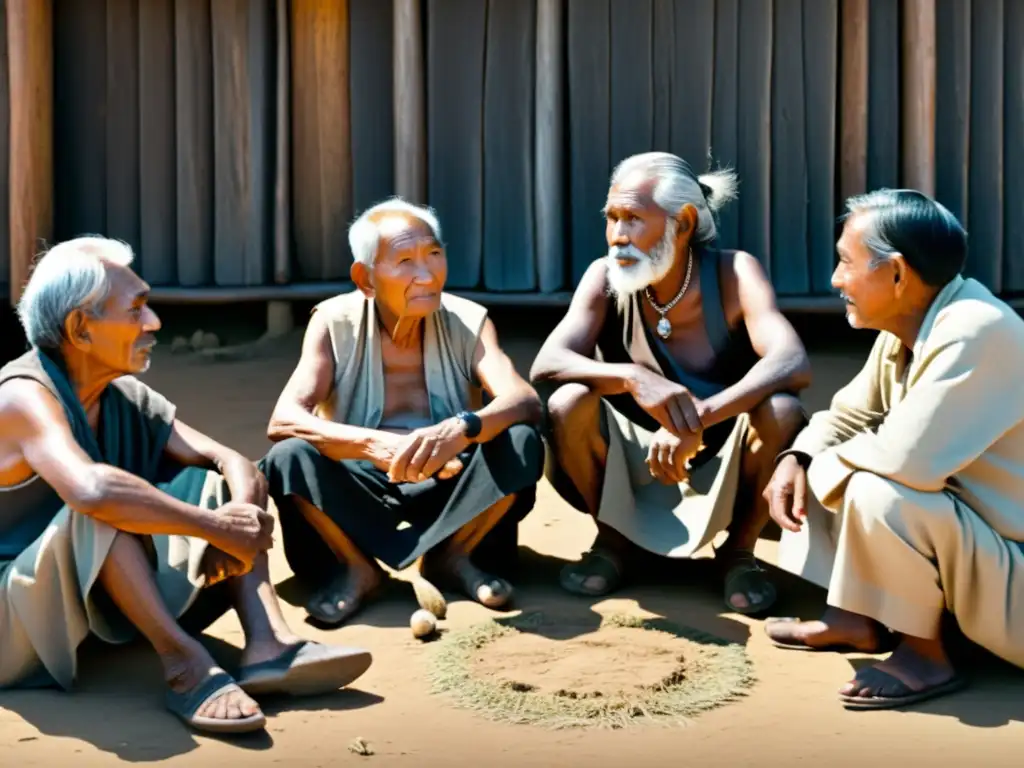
xmin=765 ymin=189 xmax=1024 ymax=709
xmin=531 ymin=151 xmax=811 ymax=614
xmin=0 ymin=237 xmax=373 ymax=734
xmin=262 ymin=197 xmax=543 ymax=627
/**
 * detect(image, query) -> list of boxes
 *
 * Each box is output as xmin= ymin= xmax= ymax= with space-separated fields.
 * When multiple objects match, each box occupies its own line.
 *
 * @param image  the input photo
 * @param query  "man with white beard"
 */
xmin=531 ymin=152 xmax=811 ymax=614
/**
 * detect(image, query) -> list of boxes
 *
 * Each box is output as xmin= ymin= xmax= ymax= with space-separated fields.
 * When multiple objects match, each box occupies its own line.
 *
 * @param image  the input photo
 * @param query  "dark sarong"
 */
xmin=260 ymin=423 xmax=543 ymax=585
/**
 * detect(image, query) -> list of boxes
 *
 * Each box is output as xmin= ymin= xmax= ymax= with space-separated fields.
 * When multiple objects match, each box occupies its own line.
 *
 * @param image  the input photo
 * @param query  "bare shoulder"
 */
xmin=711 ymin=249 xmax=777 ymax=325
xmin=0 ymin=377 xmax=65 ymax=435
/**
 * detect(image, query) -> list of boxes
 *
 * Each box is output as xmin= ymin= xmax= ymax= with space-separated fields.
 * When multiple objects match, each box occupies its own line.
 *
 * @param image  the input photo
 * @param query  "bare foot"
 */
xmin=163 ymin=639 xmax=262 ymax=724
xmin=840 ymin=636 xmax=960 ymax=705
xmin=765 ymin=607 xmax=892 ymax=652
xmin=307 ymin=561 xmax=385 ymax=626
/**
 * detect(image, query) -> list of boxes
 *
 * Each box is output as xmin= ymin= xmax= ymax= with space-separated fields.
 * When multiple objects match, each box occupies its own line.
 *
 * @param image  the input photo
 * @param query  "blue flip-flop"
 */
xmin=236 ymin=642 xmax=373 ymax=698
xmin=165 ymin=671 xmax=267 ymax=734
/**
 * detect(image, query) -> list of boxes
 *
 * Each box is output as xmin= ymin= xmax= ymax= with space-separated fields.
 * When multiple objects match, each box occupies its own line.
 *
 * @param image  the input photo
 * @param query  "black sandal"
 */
xmin=559 ymin=549 xmax=624 ymax=597
xmin=721 ymin=550 xmax=777 ymax=616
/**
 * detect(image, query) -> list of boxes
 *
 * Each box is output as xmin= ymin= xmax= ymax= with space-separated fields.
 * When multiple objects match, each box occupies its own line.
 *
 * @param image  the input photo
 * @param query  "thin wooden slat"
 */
xmin=770 ymin=0 xmax=809 ymax=295
xmin=138 ymin=0 xmax=177 ymax=285
xmin=736 ymin=0 xmax=772 ymax=265
xmin=273 ymin=0 xmax=290 ymax=283
xmin=211 ymin=0 xmax=273 ymax=286
xmin=291 ymin=0 xmax=352 ymax=280
xmin=7 ymin=0 xmax=52 ymax=303
xmin=866 ymin=0 xmax=900 ymax=190
xmin=670 ymin=0 xmax=715 ymax=170
xmin=482 ymin=0 xmax=536 ymax=292
xmin=710 ymin=0 xmax=739 ymax=247
xmin=350 ymin=0 xmax=395 ymax=215
xmin=0 ymin=2 xmax=11 ymax=294
xmin=934 ymin=0 xmax=971 ymax=227
xmin=567 ymin=0 xmax=610 ymax=280
xmin=534 ymin=0 xmax=566 ymax=293
xmin=609 ymin=0 xmax=653 ymax=163
xmin=105 ymin=0 xmax=140 ymax=262
xmin=901 ymin=0 xmax=937 ymax=196
xmin=54 ymin=0 xmax=106 ymax=239
xmin=393 ymin=0 xmax=425 ymax=203
xmin=838 ymin=0 xmax=868 ymax=201
xmin=804 ymin=0 xmax=839 ymax=294
xmin=427 ymin=0 xmax=487 ymax=289
xmin=1004 ymin=0 xmax=1024 ymax=290
xmin=175 ymin=0 xmax=215 ymax=287
xmin=966 ymin=0 xmax=1003 ymax=291
xmin=652 ymin=0 xmax=673 ymax=149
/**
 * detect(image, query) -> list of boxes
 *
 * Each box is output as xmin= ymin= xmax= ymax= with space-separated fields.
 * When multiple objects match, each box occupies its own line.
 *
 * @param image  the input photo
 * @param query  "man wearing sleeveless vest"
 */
xmin=262 ymin=198 xmax=544 ymax=627
xmin=532 ymin=152 xmax=811 ymax=615
xmin=0 ymin=237 xmax=372 ymax=735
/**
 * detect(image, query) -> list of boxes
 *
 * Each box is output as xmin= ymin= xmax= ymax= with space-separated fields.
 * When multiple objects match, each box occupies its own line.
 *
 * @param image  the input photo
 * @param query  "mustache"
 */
xmin=135 ymin=335 xmax=158 ymax=350
xmin=607 ymin=243 xmax=650 ymax=262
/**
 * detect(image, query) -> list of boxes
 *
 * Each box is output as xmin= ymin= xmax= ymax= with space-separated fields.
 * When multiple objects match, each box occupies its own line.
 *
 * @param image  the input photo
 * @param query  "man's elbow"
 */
xmin=529 ymin=350 xmax=560 ymax=385
xmin=266 ymin=407 xmax=298 ymax=443
xmin=788 ymin=355 xmax=813 ymax=392
xmin=69 ymin=465 xmax=115 ymax=516
xmin=520 ymin=388 xmax=543 ymax=425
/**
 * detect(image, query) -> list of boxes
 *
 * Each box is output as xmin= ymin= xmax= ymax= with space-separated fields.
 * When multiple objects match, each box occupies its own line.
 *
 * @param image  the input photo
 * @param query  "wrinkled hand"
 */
xmin=208 ymin=501 xmax=275 ymax=572
xmin=220 ymin=456 xmax=269 ymax=509
xmin=388 ymin=418 xmax=470 ymax=484
xmin=646 ymin=427 xmax=703 ymax=484
xmin=763 ymin=454 xmax=808 ymax=532
xmin=201 ymin=546 xmax=249 ymax=586
xmin=629 ymin=366 xmax=704 ymax=438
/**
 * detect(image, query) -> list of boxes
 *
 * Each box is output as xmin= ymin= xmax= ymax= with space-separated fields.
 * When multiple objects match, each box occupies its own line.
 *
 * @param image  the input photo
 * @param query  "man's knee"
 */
xmin=502 ymin=422 xmax=545 ymax=482
xmin=545 ymin=383 xmax=599 ymax=433
xmin=262 ymin=437 xmax=322 ymax=482
xmin=749 ymin=393 xmax=807 ymax=453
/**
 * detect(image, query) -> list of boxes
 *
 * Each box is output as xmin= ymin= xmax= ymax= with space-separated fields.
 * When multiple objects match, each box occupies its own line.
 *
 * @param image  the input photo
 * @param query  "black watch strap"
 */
xmin=456 ymin=410 xmax=482 ymax=439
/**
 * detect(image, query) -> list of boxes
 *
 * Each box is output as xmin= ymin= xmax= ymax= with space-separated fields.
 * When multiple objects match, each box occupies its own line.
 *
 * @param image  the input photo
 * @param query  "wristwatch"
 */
xmin=455 ymin=410 xmax=482 ymax=440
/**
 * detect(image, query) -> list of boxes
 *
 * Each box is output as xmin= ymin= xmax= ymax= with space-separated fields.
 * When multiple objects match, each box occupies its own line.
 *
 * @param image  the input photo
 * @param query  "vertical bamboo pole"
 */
xmin=839 ymin=0 xmax=869 ymax=201
xmin=902 ymin=0 xmax=937 ymax=195
xmin=393 ymin=0 xmax=426 ymax=202
xmin=535 ymin=0 xmax=565 ymax=293
xmin=7 ymin=0 xmax=53 ymax=303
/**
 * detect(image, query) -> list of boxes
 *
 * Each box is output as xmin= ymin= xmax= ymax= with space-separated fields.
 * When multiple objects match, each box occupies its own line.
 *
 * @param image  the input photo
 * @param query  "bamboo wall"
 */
xmin=3 ymin=0 xmax=1024 ymax=307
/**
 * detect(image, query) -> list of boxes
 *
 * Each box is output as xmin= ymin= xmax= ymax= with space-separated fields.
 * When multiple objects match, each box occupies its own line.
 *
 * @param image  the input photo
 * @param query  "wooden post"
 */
xmin=535 ymin=0 xmax=565 ymax=293
xmin=901 ymin=0 xmax=936 ymax=196
xmin=268 ymin=0 xmax=293 ymax=337
xmin=839 ymin=0 xmax=868 ymax=201
xmin=7 ymin=0 xmax=53 ymax=304
xmin=393 ymin=0 xmax=425 ymax=202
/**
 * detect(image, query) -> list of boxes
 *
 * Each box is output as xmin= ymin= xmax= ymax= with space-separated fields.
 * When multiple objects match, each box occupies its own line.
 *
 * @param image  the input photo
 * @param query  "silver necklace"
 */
xmin=644 ymin=250 xmax=692 ymax=340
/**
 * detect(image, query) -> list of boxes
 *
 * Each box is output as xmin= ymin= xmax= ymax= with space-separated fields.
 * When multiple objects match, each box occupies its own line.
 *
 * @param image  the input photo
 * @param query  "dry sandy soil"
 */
xmin=1 ymin=312 xmax=1022 ymax=767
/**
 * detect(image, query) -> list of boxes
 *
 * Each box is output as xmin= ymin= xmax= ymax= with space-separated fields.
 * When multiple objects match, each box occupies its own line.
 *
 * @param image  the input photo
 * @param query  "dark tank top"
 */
xmin=596 ymin=247 xmax=760 ymax=465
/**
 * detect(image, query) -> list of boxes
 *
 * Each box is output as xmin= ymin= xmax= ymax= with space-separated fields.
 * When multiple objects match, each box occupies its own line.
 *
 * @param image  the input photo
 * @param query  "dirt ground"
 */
xmin=1 ymin=308 xmax=1022 ymax=767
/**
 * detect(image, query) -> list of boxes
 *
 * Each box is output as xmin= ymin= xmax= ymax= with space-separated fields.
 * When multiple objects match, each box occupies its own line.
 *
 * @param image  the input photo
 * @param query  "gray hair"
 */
xmin=607 ymin=151 xmax=738 ymax=245
xmin=16 ymin=236 xmax=135 ymax=350
xmin=842 ymin=188 xmax=967 ymax=287
xmin=348 ymin=196 xmax=444 ymax=266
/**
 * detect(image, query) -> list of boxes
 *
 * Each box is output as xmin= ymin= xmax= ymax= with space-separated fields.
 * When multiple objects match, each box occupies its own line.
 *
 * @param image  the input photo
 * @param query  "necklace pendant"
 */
xmin=656 ymin=316 xmax=672 ymax=339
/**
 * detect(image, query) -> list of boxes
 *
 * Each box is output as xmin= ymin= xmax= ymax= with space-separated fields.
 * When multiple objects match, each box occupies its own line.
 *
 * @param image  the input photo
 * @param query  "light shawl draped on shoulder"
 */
xmin=311 ymin=290 xmax=489 ymax=427
xmin=0 ymin=349 xmax=218 ymax=691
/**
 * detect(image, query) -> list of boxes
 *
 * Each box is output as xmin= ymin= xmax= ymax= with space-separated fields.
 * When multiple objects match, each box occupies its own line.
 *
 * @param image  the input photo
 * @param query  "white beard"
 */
xmin=604 ymin=219 xmax=678 ymax=314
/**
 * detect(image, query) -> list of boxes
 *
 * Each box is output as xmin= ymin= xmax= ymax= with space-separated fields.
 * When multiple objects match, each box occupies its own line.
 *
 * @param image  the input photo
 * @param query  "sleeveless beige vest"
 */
xmin=312 ymin=290 xmax=488 ymax=428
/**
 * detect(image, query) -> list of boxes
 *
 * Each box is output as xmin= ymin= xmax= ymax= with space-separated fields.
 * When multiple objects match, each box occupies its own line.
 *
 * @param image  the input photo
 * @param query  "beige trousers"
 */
xmin=778 ymin=470 xmax=1024 ymax=668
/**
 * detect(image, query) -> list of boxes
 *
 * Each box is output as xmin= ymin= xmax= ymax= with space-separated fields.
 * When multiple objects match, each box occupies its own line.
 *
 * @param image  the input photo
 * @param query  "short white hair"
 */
xmin=17 ymin=236 xmax=135 ymax=350
xmin=348 ymin=196 xmax=444 ymax=266
xmin=608 ymin=151 xmax=738 ymax=245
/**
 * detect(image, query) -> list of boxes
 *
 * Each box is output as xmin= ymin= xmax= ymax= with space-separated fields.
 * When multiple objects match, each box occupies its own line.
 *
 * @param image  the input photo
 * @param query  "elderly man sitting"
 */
xmin=765 ymin=189 xmax=1024 ymax=709
xmin=0 ymin=237 xmax=372 ymax=735
xmin=262 ymin=197 xmax=543 ymax=626
xmin=530 ymin=152 xmax=811 ymax=614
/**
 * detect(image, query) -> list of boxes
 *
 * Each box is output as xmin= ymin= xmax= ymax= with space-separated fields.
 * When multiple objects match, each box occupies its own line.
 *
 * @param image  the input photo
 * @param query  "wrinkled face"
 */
xmin=74 ymin=263 xmax=161 ymax=374
xmin=833 ymin=213 xmax=903 ymax=330
xmin=603 ymin=174 xmax=679 ymax=300
xmin=369 ymin=214 xmax=447 ymax=320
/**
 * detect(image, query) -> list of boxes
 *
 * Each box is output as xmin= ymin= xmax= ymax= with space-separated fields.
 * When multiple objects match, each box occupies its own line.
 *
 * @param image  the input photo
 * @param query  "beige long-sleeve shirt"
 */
xmin=787 ymin=275 xmax=1024 ymax=543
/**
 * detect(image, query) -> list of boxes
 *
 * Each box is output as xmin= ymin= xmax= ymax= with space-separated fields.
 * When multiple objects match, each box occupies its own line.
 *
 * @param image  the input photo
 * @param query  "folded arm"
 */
xmin=266 ymin=309 xmax=386 ymax=461
xmin=697 ymin=251 xmax=812 ymax=428
xmin=529 ymin=260 xmax=648 ymax=395
xmin=1 ymin=380 xmax=219 ymax=539
xmin=469 ymin=317 xmax=542 ymax=443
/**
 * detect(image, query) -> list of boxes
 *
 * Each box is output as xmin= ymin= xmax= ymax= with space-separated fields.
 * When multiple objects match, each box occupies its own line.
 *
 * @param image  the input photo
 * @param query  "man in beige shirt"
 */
xmin=764 ymin=189 xmax=1024 ymax=710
